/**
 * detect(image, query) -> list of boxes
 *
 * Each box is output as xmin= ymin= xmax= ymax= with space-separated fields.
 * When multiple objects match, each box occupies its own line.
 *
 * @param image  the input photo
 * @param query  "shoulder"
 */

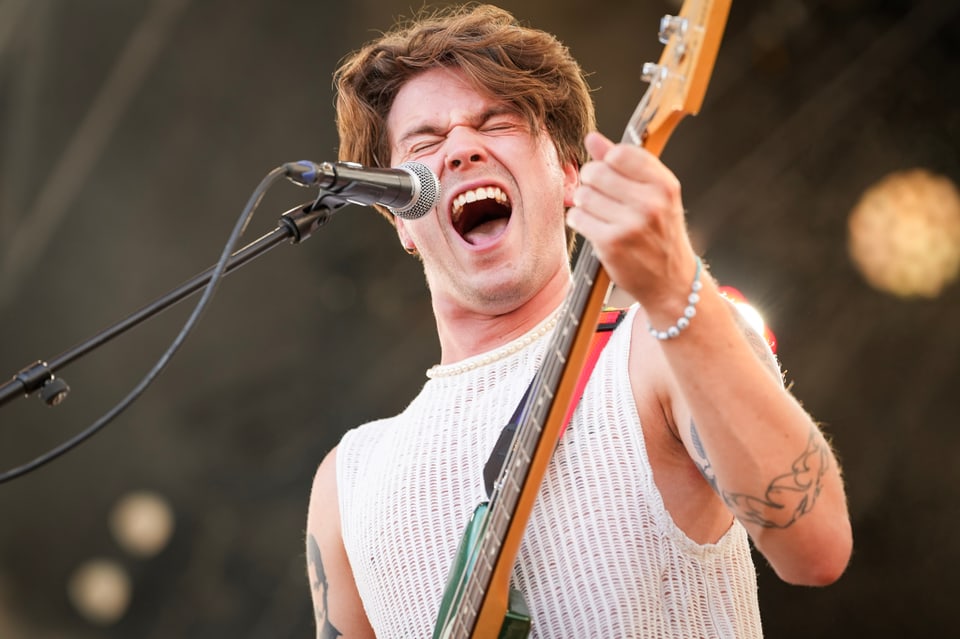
xmin=306 ymin=447 xmax=342 ymax=596
xmin=622 ymin=304 xmax=676 ymax=413
xmin=336 ymin=414 xmax=402 ymax=470
xmin=308 ymin=447 xmax=340 ymax=526
xmin=619 ymin=307 xmax=737 ymax=543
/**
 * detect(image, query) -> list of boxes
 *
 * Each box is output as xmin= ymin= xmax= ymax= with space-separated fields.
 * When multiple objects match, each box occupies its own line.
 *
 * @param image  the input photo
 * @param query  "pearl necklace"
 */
xmin=425 ymin=310 xmax=560 ymax=379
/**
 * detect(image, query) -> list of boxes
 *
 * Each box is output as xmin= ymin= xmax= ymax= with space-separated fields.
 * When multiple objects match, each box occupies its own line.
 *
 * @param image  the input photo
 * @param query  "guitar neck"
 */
xmin=452 ymin=243 xmax=610 ymax=637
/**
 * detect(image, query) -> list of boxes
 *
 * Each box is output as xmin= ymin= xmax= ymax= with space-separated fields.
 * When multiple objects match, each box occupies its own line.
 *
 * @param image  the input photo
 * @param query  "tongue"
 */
xmin=464 ymin=217 xmax=508 ymax=245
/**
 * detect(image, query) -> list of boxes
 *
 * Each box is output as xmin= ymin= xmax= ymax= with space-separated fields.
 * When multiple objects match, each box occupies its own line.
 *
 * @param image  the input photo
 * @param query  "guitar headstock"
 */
xmin=622 ymin=0 xmax=732 ymax=155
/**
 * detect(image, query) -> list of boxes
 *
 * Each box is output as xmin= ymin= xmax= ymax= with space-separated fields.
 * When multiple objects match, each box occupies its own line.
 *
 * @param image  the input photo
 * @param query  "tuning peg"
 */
xmin=641 ymin=62 xmax=668 ymax=84
xmin=659 ymin=15 xmax=688 ymax=44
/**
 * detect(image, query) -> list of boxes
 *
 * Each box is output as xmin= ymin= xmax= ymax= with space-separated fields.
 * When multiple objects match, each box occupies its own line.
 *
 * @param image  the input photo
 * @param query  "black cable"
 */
xmin=0 ymin=166 xmax=287 ymax=484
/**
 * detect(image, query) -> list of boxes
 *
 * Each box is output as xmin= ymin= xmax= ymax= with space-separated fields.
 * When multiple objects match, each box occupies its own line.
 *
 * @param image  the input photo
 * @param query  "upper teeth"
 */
xmin=452 ymin=186 xmax=509 ymax=216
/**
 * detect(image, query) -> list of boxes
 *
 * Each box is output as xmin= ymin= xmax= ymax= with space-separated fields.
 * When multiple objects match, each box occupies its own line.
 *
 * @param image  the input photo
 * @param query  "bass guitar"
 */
xmin=433 ymin=1 xmax=732 ymax=636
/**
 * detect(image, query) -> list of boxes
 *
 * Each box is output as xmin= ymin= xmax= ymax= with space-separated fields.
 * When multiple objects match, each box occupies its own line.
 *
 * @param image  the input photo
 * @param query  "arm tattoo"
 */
xmin=691 ymin=421 xmax=829 ymax=529
xmin=307 ymin=534 xmax=343 ymax=638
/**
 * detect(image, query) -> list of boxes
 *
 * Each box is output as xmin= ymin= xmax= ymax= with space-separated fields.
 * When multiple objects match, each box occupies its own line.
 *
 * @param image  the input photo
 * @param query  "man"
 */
xmin=306 ymin=5 xmax=852 ymax=637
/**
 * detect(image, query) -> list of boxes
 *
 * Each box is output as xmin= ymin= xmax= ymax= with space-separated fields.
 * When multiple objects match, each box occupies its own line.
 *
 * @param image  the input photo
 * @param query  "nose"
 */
xmin=445 ymin=126 xmax=487 ymax=171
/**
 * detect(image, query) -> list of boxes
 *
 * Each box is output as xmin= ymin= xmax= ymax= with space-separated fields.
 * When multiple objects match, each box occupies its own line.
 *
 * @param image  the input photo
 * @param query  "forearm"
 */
xmin=655 ymin=275 xmax=852 ymax=584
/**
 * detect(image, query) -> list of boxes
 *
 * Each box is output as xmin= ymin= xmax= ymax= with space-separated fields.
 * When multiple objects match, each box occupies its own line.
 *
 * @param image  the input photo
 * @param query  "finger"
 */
xmin=569 ymin=183 xmax=644 ymax=237
xmin=579 ymin=159 xmax=674 ymax=224
xmin=600 ymin=143 xmax=670 ymax=183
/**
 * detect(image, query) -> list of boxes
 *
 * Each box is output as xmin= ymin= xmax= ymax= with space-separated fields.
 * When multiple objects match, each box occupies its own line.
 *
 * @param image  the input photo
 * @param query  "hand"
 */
xmin=567 ymin=131 xmax=699 ymax=315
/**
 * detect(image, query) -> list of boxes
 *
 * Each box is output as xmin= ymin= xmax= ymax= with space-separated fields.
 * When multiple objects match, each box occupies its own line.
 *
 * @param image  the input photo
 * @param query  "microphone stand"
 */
xmin=0 ymin=197 xmax=336 ymax=409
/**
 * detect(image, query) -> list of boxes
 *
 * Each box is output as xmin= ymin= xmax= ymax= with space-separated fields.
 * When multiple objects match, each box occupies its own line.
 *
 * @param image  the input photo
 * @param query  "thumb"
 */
xmin=585 ymin=131 xmax=615 ymax=161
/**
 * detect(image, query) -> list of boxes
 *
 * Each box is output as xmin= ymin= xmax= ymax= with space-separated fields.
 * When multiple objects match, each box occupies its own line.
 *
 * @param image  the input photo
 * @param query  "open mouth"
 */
xmin=451 ymin=186 xmax=512 ymax=245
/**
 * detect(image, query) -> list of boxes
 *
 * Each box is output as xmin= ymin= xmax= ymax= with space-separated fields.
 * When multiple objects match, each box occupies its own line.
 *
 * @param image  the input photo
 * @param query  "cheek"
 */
xmin=561 ymin=159 xmax=580 ymax=207
xmin=395 ymin=219 xmax=414 ymax=248
xmin=543 ymin=162 xmax=576 ymax=210
xmin=400 ymin=217 xmax=447 ymax=255
xmin=532 ymin=140 xmax=576 ymax=203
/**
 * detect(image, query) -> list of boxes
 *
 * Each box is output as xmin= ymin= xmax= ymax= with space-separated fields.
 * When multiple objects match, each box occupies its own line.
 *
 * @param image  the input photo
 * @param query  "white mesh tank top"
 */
xmin=336 ymin=305 xmax=763 ymax=637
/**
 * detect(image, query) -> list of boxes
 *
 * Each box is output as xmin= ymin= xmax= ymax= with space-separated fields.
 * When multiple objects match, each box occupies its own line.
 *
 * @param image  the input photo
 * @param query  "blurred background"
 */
xmin=0 ymin=0 xmax=957 ymax=636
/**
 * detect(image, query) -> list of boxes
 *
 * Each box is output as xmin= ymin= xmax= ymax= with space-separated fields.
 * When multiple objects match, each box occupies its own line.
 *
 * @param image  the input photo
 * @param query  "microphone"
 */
xmin=283 ymin=160 xmax=439 ymax=219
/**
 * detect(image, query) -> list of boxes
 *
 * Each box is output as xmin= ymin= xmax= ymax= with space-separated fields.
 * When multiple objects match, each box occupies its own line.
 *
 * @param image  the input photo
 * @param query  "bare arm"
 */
xmin=656 ymin=280 xmax=851 ymax=585
xmin=569 ymin=131 xmax=852 ymax=586
xmin=306 ymin=448 xmax=375 ymax=638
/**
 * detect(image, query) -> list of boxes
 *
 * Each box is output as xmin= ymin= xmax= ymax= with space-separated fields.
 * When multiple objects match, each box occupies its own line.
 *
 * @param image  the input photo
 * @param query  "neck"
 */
xmin=432 ymin=268 xmax=571 ymax=366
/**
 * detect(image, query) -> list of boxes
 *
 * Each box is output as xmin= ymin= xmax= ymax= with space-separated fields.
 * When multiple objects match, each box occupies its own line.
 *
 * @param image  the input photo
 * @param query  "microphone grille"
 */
xmin=389 ymin=162 xmax=440 ymax=220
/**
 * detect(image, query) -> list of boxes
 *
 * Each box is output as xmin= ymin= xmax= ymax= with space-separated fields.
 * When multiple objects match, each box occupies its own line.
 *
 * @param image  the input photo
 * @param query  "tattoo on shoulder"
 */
xmin=690 ymin=423 xmax=719 ymax=493
xmin=307 ymin=533 xmax=343 ymax=639
xmin=691 ymin=421 xmax=829 ymax=529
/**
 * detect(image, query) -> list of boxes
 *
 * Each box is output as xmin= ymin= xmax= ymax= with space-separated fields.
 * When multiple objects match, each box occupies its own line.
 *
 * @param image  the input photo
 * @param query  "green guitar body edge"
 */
xmin=433 ymin=503 xmax=531 ymax=639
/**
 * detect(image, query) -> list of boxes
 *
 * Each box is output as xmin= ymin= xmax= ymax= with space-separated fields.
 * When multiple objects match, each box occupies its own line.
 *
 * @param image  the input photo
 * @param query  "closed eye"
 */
xmin=410 ymin=138 xmax=443 ymax=155
xmin=481 ymin=115 xmax=524 ymax=134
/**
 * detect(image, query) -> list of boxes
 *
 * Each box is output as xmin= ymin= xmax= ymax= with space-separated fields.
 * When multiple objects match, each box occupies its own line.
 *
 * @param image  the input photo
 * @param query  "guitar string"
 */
xmin=452 ymin=244 xmax=600 ymax=636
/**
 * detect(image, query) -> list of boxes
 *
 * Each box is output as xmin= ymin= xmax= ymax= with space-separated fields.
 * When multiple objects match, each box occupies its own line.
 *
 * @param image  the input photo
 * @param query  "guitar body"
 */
xmin=433 ymin=503 xmax=531 ymax=639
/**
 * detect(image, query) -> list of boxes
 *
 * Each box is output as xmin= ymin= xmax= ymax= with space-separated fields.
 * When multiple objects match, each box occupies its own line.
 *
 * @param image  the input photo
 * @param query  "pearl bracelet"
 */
xmin=648 ymin=256 xmax=703 ymax=341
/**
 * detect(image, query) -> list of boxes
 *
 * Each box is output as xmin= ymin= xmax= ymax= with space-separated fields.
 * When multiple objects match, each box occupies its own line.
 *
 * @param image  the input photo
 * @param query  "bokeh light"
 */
xmin=848 ymin=168 xmax=960 ymax=299
xmin=108 ymin=491 xmax=175 ymax=559
xmin=67 ymin=559 xmax=131 ymax=626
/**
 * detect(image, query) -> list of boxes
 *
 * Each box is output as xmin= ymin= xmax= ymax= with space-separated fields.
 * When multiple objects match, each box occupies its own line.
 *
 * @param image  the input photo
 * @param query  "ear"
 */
xmin=395 ymin=216 xmax=417 ymax=253
xmin=561 ymin=159 xmax=580 ymax=208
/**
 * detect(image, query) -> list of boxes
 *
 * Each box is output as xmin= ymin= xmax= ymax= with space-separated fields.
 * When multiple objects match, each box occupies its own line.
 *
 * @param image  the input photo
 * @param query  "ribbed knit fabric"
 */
xmin=336 ymin=305 xmax=763 ymax=638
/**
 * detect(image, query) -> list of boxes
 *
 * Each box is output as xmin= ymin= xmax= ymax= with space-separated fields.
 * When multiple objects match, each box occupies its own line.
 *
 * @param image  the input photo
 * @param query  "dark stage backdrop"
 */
xmin=1 ymin=1 xmax=958 ymax=637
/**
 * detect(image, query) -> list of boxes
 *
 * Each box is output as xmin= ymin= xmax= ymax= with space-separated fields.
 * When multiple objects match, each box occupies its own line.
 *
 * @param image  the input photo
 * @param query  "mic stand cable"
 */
xmin=0 ymin=168 xmax=341 ymax=484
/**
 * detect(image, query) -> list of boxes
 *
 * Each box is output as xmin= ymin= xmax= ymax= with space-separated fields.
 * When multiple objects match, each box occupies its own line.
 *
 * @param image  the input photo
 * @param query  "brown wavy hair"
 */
xmin=333 ymin=3 xmax=596 ymax=223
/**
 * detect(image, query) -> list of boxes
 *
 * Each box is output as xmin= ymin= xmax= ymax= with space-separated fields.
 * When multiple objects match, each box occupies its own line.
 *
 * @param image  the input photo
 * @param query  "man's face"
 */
xmin=387 ymin=67 xmax=578 ymax=317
